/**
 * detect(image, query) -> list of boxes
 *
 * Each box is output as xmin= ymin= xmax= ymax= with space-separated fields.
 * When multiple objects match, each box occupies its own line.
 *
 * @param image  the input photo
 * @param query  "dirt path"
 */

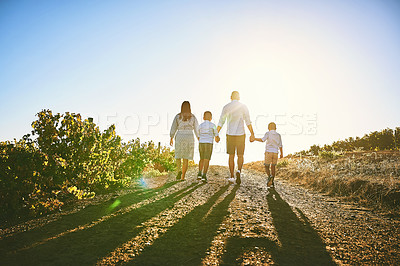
xmin=1 ymin=166 xmax=399 ymax=265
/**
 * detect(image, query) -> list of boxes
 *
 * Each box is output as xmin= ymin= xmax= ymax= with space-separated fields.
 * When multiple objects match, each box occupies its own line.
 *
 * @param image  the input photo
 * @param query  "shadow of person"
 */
xmin=131 ymin=184 xmax=239 ymax=265
xmin=1 ymin=182 xmax=203 ymax=266
xmin=222 ymin=188 xmax=336 ymax=265
xmin=0 ymin=180 xmax=180 ymax=253
xmin=267 ymin=188 xmax=335 ymax=265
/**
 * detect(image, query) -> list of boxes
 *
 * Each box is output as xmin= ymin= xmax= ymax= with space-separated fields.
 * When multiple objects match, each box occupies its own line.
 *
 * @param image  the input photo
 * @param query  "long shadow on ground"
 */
xmin=1 ymin=182 xmax=203 ymax=265
xmin=0 ymin=180 xmax=178 ymax=253
xmin=222 ymin=188 xmax=336 ymax=265
xmin=131 ymin=185 xmax=239 ymax=265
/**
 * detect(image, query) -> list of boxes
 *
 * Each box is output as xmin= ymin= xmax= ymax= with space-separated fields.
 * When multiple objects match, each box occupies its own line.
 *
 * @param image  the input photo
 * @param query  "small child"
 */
xmin=253 ymin=122 xmax=283 ymax=188
xmin=198 ymin=111 xmax=220 ymax=182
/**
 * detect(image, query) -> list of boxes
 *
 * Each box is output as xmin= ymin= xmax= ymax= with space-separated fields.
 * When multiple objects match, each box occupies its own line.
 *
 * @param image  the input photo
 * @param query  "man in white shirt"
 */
xmin=217 ymin=91 xmax=255 ymax=185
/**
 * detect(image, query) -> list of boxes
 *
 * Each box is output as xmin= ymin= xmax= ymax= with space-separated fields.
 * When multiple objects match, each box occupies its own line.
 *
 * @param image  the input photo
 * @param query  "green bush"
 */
xmin=318 ymin=150 xmax=342 ymax=161
xmin=277 ymin=159 xmax=290 ymax=168
xmin=0 ymin=137 xmax=53 ymax=219
xmin=120 ymin=139 xmax=176 ymax=178
xmin=31 ymin=110 xmax=128 ymax=192
xmin=0 ymin=109 xmax=176 ymax=222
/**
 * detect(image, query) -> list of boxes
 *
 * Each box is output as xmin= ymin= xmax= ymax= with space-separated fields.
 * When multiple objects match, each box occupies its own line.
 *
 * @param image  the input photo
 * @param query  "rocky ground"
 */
xmin=1 ymin=166 xmax=400 ymax=265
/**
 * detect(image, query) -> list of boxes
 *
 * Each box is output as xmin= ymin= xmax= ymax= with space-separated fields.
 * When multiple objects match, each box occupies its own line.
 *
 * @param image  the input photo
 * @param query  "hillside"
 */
xmin=245 ymin=151 xmax=400 ymax=216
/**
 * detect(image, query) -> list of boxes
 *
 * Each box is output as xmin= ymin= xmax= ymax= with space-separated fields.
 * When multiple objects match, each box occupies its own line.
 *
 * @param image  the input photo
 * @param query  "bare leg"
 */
xmin=176 ymin=159 xmax=182 ymax=172
xmin=264 ymin=163 xmax=271 ymax=176
xmin=203 ymin=159 xmax=210 ymax=174
xmin=237 ymin=155 xmax=244 ymax=172
xmin=271 ymin=164 xmax=276 ymax=177
xmin=182 ymin=159 xmax=189 ymax=180
xmin=229 ymin=154 xmax=235 ymax=178
xmin=199 ymin=159 xmax=204 ymax=173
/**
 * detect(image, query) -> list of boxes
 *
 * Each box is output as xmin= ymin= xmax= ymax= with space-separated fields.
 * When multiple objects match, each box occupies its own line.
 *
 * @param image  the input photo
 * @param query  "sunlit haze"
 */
xmin=1 ymin=0 xmax=399 ymax=165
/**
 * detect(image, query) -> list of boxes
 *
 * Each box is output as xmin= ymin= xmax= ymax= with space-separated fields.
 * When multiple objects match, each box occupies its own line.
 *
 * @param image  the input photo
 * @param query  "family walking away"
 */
xmin=170 ymin=91 xmax=283 ymax=188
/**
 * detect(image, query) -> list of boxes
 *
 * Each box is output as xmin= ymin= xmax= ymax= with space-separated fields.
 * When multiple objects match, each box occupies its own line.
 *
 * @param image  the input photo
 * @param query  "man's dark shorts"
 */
xmin=199 ymin=143 xmax=213 ymax=160
xmin=226 ymin=135 xmax=245 ymax=155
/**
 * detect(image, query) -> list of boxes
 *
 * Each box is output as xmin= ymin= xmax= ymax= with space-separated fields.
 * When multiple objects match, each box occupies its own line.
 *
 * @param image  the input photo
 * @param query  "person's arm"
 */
xmin=243 ymin=105 xmax=255 ymax=139
xmin=247 ymin=124 xmax=255 ymax=141
xmin=253 ymin=132 xmax=268 ymax=143
xmin=279 ymin=147 xmax=283 ymax=158
xmin=217 ymin=106 xmax=227 ymax=133
xmin=193 ymin=115 xmax=200 ymax=139
xmin=278 ymin=134 xmax=283 ymax=158
xmin=213 ymin=125 xmax=220 ymax=143
xmin=170 ymin=115 xmax=178 ymax=146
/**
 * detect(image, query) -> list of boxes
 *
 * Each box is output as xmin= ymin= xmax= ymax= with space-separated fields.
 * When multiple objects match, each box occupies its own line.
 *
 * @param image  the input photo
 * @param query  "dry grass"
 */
xmin=244 ymin=151 xmax=400 ymax=215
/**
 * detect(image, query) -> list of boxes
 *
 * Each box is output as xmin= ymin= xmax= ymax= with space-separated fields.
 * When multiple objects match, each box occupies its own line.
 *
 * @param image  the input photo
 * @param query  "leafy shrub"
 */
xmin=298 ymin=127 xmax=400 ymax=156
xmin=31 ymin=110 xmax=128 ymax=192
xmin=1 ymin=109 xmax=176 ymax=222
xmin=309 ymin=145 xmax=321 ymax=156
xmin=0 ymin=137 xmax=51 ymax=219
xmin=120 ymin=139 xmax=176 ymax=178
xmin=153 ymin=145 xmax=176 ymax=172
xmin=318 ymin=150 xmax=342 ymax=161
xmin=277 ymin=159 xmax=290 ymax=168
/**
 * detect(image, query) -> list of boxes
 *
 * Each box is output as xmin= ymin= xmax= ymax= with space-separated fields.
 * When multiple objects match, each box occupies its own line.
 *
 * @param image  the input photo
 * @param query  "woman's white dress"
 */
xmin=170 ymin=114 xmax=199 ymax=160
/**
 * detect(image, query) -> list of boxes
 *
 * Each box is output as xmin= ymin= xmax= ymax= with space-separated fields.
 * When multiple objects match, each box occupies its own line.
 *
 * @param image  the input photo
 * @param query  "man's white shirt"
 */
xmin=199 ymin=120 xmax=219 ymax=144
xmin=261 ymin=130 xmax=282 ymax=153
xmin=218 ymin=100 xmax=251 ymax=136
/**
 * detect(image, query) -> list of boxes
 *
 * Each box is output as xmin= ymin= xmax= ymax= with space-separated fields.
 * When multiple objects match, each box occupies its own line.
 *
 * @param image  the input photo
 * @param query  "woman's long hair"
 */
xmin=179 ymin=101 xmax=192 ymax=121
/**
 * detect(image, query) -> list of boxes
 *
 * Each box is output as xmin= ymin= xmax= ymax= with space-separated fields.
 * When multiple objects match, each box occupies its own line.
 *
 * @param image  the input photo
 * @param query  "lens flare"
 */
xmin=108 ymin=199 xmax=121 ymax=211
xmin=138 ymin=177 xmax=148 ymax=189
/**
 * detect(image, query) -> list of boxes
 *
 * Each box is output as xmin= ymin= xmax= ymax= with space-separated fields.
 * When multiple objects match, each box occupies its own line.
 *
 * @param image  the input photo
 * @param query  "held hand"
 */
xmin=249 ymin=135 xmax=255 ymax=142
xmin=170 ymin=138 xmax=173 ymax=146
xmin=280 ymin=154 xmax=283 ymax=159
xmin=215 ymin=136 xmax=220 ymax=143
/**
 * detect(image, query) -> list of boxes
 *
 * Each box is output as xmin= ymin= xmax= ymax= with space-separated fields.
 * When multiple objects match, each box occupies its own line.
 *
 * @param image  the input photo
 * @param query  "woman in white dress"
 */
xmin=170 ymin=101 xmax=199 ymax=180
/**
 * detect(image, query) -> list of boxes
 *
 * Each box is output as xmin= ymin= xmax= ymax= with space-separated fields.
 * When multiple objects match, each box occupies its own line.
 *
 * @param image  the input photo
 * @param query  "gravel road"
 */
xmin=1 ymin=165 xmax=399 ymax=265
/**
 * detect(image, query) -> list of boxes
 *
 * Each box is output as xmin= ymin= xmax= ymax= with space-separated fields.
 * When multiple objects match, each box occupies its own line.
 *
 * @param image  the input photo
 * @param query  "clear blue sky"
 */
xmin=1 ymin=0 xmax=399 ymax=165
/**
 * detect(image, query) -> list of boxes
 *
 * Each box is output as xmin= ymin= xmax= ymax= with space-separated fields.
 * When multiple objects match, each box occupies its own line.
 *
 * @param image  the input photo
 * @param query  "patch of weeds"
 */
xmin=277 ymin=159 xmax=290 ymax=168
xmin=142 ymin=168 xmax=167 ymax=178
xmin=318 ymin=151 xmax=343 ymax=161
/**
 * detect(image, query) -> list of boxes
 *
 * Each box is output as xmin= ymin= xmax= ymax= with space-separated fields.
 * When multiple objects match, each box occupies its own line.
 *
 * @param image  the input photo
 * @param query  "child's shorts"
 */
xmin=199 ymin=143 xmax=213 ymax=160
xmin=265 ymin=152 xmax=278 ymax=164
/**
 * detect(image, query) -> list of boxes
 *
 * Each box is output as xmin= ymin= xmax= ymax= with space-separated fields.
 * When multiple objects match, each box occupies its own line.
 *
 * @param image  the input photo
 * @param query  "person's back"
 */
xmin=217 ymin=91 xmax=255 ymax=185
xmin=253 ymin=122 xmax=283 ymax=188
xmin=199 ymin=120 xmax=218 ymax=144
xmin=263 ymin=130 xmax=282 ymax=154
xmin=219 ymin=100 xmax=250 ymax=136
xmin=198 ymin=111 xmax=219 ymax=182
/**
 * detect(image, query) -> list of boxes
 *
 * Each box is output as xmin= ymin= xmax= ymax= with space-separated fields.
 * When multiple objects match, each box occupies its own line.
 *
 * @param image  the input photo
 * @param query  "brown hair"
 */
xmin=203 ymin=111 xmax=212 ymax=120
xmin=179 ymin=101 xmax=192 ymax=121
xmin=268 ymin=122 xmax=276 ymax=130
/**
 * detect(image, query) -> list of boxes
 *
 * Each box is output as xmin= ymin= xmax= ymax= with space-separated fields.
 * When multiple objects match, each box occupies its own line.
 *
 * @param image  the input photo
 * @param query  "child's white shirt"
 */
xmin=199 ymin=120 xmax=219 ymax=144
xmin=261 ymin=130 xmax=282 ymax=153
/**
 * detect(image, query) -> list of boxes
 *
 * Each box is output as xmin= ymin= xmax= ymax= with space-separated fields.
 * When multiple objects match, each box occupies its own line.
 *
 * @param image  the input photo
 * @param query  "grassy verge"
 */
xmin=244 ymin=151 xmax=400 ymax=216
